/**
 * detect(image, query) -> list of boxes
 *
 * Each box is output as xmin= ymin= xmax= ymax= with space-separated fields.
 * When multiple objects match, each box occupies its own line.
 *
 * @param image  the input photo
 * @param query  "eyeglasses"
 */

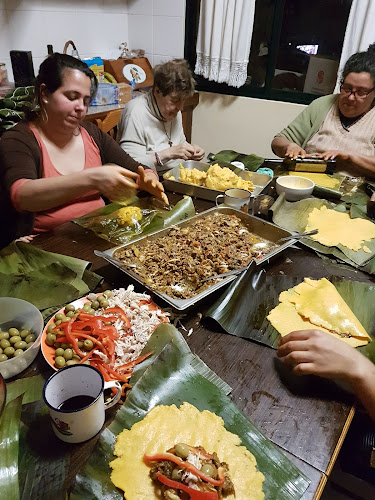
xmin=340 ymin=83 xmax=375 ymax=98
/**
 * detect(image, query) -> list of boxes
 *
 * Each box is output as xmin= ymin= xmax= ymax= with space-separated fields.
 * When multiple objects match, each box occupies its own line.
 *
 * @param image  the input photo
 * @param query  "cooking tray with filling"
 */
xmin=163 ymin=160 xmax=272 ymax=201
xmin=95 ymin=206 xmax=295 ymax=311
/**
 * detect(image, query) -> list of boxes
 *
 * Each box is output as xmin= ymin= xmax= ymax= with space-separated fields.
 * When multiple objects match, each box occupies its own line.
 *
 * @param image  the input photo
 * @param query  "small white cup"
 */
xmin=43 ymin=364 xmax=121 ymax=443
xmin=216 ymin=188 xmax=252 ymax=213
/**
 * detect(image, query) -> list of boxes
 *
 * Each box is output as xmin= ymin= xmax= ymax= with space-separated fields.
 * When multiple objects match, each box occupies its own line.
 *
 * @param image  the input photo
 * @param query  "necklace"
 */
xmin=162 ymin=121 xmax=173 ymax=147
xmin=73 ymin=126 xmax=81 ymax=137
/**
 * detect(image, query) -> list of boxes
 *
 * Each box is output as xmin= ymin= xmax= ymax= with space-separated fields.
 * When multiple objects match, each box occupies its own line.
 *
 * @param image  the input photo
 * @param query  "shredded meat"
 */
xmin=115 ymin=213 xmax=277 ymax=300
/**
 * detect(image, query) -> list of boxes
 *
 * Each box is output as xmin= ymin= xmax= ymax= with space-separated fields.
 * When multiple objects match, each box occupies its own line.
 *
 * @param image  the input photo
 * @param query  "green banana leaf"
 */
xmin=271 ymin=195 xmax=375 ymax=269
xmin=204 ymin=266 xmax=375 ymax=359
xmin=0 ymin=242 xmax=103 ymax=316
xmin=71 ymin=324 xmax=309 ymax=500
xmin=208 ymin=150 xmax=265 ymax=171
xmin=0 ymin=395 xmax=23 ymax=500
xmin=74 ymin=196 xmax=196 ymax=245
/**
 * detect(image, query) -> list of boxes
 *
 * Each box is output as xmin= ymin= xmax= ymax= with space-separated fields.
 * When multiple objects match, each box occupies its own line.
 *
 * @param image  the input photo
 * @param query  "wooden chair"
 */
xmin=95 ymin=108 xmax=123 ymax=138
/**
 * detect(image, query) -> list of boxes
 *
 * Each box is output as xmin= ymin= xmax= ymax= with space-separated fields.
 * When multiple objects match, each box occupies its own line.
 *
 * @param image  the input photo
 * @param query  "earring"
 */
xmin=43 ymin=99 xmax=48 ymax=104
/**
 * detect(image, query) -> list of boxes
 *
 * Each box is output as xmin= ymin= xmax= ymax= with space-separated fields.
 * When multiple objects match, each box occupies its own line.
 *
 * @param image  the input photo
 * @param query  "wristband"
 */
xmin=155 ymin=151 xmax=164 ymax=167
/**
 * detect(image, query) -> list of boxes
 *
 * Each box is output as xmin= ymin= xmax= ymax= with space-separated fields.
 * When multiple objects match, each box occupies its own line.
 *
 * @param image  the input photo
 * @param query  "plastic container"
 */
xmin=276 ymin=175 xmax=315 ymax=201
xmin=0 ymin=298 xmax=44 ymax=380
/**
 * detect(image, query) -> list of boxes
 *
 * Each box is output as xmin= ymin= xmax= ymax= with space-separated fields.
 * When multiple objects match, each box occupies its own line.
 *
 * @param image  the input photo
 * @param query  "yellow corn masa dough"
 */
xmin=267 ymin=278 xmax=371 ymax=347
xmin=288 ymin=172 xmax=341 ymax=190
xmin=305 ymin=205 xmax=375 ymax=252
xmin=116 ymin=206 xmax=142 ymax=226
xmin=179 ymin=165 xmax=207 ymax=186
xmin=205 ymin=164 xmax=254 ymax=192
xmin=110 ymin=402 xmax=265 ymax=500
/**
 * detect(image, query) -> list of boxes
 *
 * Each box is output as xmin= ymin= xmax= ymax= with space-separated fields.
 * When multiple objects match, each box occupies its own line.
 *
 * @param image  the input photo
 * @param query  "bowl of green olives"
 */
xmin=0 ymin=298 xmax=44 ymax=380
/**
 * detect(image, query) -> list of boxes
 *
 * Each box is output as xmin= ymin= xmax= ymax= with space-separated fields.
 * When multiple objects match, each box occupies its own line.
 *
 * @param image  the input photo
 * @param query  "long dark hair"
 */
xmin=29 ymin=53 xmax=98 ymax=120
xmin=342 ymin=43 xmax=375 ymax=83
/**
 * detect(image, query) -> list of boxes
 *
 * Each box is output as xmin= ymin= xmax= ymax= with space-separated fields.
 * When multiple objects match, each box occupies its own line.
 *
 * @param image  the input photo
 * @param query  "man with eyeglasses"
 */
xmin=272 ymin=44 xmax=375 ymax=179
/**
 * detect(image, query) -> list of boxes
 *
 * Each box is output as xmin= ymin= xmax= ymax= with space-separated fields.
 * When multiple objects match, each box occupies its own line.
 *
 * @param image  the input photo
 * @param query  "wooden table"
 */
xmin=22 ymin=192 xmax=375 ymax=499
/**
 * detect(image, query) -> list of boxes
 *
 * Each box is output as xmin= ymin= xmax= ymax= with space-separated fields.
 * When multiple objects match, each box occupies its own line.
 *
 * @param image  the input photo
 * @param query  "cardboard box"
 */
xmin=303 ymin=55 xmax=339 ymax=95
xmin=103 ymin=57 xmax=153 ymax=89
xmin=116 ymin=82 xmax=132 ymax=104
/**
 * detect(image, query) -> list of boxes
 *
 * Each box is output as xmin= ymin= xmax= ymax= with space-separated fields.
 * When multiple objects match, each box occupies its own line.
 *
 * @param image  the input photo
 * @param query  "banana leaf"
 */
xmin=74 ymin=196 xmax=196 ymax=245
xmin=0 ymin=242 xmax=103 ymax=315
xmin=204 ymin=266 xmax=375 ymax=358
xmin=271 ymin=195 xmax=375 ymax=269
xmin=0 ymin=395 xmax=23 ymax=500
xmin=5 ymin=374 xmax=45 ymax=405
xmin=71 ymin=324 xmax=309 ymax=500
xmin=208 ymin=150 xmax=265 ymax=172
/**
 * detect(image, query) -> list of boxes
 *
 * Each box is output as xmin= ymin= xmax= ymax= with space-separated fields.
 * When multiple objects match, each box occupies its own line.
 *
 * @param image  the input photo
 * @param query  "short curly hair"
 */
xmin=153 ymin=59 xmax=195 ymax=99
xmin=342 ymin=43 xmax=375 ymax=83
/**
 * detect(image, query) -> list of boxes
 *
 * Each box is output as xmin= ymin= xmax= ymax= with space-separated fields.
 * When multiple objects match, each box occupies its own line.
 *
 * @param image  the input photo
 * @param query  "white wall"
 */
xmin=0 ymin=0 xmax=186 ymax=81
xmin=192 ymin=92 xmax=307 ymax=159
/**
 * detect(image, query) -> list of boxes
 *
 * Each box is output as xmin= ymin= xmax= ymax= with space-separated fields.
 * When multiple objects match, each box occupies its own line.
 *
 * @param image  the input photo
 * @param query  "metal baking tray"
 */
xmin=163 ymin=160 xmax=272 ymax=201
xmin=95 ymin=206 xmax=295 ymax=311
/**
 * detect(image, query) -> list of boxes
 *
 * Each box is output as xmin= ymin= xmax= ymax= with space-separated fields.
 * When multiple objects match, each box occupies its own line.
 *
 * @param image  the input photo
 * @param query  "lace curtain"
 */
xmin=194 ymin=0 xmax=256 ymax=88
xmin=334 ymin=0 xmax=375 ymax=91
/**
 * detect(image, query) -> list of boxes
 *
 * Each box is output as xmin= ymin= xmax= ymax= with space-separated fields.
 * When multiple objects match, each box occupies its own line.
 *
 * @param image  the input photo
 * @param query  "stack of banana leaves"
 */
xmin=270 ymin=191 xmax=375 ymax=275
xmin=0 ymin=86 xmax=35 ymax=136
xmin=0 ymin=324 xmax=310 ymax=500
xmin=0 ymin=241 xmax=102 ymax=319
xmin=208 ymin=150 xmax=265 ymax=171
xmin=74 ymin=195 xmax=196 ymax=245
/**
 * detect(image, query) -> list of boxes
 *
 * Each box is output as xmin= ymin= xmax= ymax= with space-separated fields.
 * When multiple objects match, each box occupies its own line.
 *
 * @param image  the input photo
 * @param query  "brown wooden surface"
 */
xmin=23 ymin=191 xmax=375 ymax=499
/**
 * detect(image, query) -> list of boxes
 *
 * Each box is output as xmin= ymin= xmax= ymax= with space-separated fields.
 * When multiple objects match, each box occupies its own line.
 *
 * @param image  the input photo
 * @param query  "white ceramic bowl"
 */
xmin=276 ymin=175 xmax=315 ymax=201
xmin=0 ymin=298 xmax=44 ymax=380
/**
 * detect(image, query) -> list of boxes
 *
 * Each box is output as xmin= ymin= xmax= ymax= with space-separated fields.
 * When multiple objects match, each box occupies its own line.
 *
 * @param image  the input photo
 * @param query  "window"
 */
xmin=185 ymin=0 xmax=352 ymax=104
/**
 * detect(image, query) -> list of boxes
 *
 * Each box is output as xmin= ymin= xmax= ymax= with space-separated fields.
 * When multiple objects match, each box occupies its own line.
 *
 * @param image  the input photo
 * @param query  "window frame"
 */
xmin=184 ymin=0 xmax=352 ymax=105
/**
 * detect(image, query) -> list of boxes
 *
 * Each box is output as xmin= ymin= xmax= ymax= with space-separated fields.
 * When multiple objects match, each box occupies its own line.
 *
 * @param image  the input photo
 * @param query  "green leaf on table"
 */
xmin=74 ymin=196 xmax=196 ymax=245
xmin=0 ymin=394 xmax=23 ymax=500
xmin=71 ymin=324 xmax=309 ymax=500
xmin=5 ymin=374 xmax=45 ymax=406
xmin=0 ymin=242 xmax=102 ymax=311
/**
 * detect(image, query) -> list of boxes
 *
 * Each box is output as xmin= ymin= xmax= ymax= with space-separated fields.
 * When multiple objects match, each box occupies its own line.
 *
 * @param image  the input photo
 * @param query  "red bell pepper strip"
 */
xmin=116 ymin=351 xmax=153 ymax=373
xmin=59 ymin=319 xmax=86 ymax=357
xmin=77 ymin=313 xmax=118 ymax=323
xmin=155 ymin=473 xmax=218 ymax=500
xmin=144 ymin=454 xmax=225 ymax=486
xmin=102 ymin=307 xmax=131 ymax=330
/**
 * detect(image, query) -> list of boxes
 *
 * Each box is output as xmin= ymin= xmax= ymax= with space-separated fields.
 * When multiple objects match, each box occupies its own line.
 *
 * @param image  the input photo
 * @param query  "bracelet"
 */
xmin=155 ymin=151 xmax=164 ymax=167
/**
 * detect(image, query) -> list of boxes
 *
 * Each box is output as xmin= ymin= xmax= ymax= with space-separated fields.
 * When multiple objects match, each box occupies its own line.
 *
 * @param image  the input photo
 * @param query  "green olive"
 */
xmin=65 ymin=304 xmax=76 ymax=312
xmin=55 ymin=347 xmax=65 ymax=357
xmin=26 ymin=342 xmax=34 ymax=349
xmin=55 ymin=313 xmax=66 ymax=321
xmin=20 ymin=329 xmax=31 ymax=338
xmin=61 ymin=343 xmax=72 ymax=349
xmin=4 ymin=346 xmax=15 ymax=357
xmin=14 ymin=349 xmax=24 ymax=357
xmin=83 ymin=302 xmax=92 ymax=312
xmin=46 ymin=333 xmax=56 ymax=346
xmin=98 ymin=295 xmax=106 ymax=303
xmin=77 ymin=341 xmax=84 ymax=349
xmin=100 ymin=299 xmax=109 ymax=309
xmin=25 ymin=334 xmax=36 ymax=344
xmin=8 ymin=327 xmax=20 ymax=336
xmin=91 ymin=300 xmax=100 ymax=310
xmin=83 ymin=339 xmax=93 ymax=351
xmin=0 ymin=331 xmax=9 ymax=340
xmin=82 ymin=360 xmax=90 ymax=365
xmin=62 ymin=317 xmax=70 ymax=322
xmin=171 ymin=468 xmax=183 ymax=481
xmin=87 ymin=308 xmax=95 ymax=315
xmin=201 ymin=463 xmax=216 ymax=478
xmin=66 ymin=311 xmax=75 ymax=318
xmin=14 ymin=341 xmax=27 ymax=350
xmin=174 ymin=443 xmax=189 ymax=459
xmin=72 ymin=354 xmax=81 ymax=361
xmin=55 ymin=356 xmax=66 ymax=368
xmin=0 ymin=339 xmax=10 ymax=349
xmin=55 ymin=320 xmax=62 ymax=326
xmin=9 ymin=336 xmax=21 ymax=345
xmin=0 ymin=348 xmax=2 ymax=355
xmin=103 ymin=290 xmax=112 ymax=298
xmin=47 ymin=324 xmax=55 ymax=333
xmin=63 ymin=348 xmax=73 ymax=360
xmin=66 ymin=359 xmax=78 ymax=366
xmin=0 ymin=354 xmax=8 ymax=362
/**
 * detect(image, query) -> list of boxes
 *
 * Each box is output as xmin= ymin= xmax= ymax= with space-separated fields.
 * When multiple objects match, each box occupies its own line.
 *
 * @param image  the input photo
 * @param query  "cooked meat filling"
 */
xmin=114 ymin=213 xmax=276 ymax=299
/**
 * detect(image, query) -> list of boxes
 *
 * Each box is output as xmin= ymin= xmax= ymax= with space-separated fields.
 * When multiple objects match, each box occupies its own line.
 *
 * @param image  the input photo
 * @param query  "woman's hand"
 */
xmin=160 ymin=141 xmax=196 ymax=162
xmin=89 ymin=164 xmax=139 ymax=201
xmin=137 ymin=166 xmax=169 ymax=205
xmin=191 ymin=144 xmax=205 ymax=161
xmin=284 ymin=142 xmax=307 ymax=159
xmin=316 ymin=150 xmax=350 ymax=161
xmin=277 ymin=329 xmax=363 ymax=380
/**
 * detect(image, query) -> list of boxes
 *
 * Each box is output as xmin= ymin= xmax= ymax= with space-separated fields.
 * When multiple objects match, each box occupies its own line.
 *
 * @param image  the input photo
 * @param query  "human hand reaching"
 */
xmin=137 ymin=166 xmax=169 ymax=205
xmin=190 ymin=144 xmax=205 ymax=161
xmin=89 ymin=164 xmax=138 ymax=201
xmin=284 ymin=143 xmax=307 ymax=160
